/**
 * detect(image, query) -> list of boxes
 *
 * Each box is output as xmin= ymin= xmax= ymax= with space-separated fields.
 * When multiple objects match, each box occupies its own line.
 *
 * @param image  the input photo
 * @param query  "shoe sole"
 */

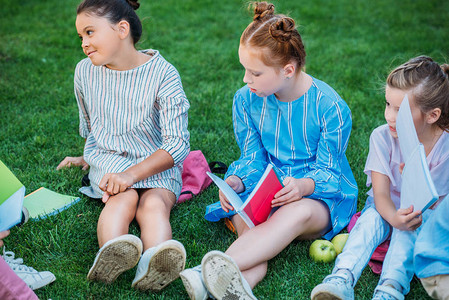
xmin=311 ymin=291 xmax=345 ymax=300
xmin=180 ymin=269 xmax=208 ymax=300
xmin=87 ymin=235 xmax=142 ymax=284
xmin=202 ymin=251 xmax=256 ymax=300
xmin=132 ymin=241 xmax=186 ymax=291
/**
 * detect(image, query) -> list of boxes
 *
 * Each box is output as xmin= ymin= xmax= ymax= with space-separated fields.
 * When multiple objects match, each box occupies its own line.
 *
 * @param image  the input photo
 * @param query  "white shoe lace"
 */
xmin=2 ymin=247 xmax=37 ymax=273
xmin=372 ymin=290 xmax=398 ymax=300
xmin=324 ymin=274 xmax=349 ymax=287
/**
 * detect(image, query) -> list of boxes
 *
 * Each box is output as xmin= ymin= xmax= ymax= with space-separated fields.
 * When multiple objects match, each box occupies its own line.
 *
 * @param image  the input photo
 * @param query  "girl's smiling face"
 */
xmin=238 ymin=45 xmax=288 ymax=98
xmin=75 ymin=12 xmax=122 ymax=68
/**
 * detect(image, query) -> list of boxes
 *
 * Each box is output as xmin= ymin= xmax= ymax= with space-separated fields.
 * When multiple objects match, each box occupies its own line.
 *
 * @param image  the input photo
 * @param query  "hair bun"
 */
xmin=253 ymin=2 xmax=275 ymax=21
xmin=269 ymin=17 xmax=295 ymax=42
xmin=125 ymin=0 xmax=140 ymax=10
xmin=441 ymin=64 xmax=449 ymax=77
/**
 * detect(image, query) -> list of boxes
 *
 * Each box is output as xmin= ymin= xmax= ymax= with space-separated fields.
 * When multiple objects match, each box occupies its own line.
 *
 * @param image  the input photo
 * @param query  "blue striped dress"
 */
xmin=74 ymin=49 xmax=190 ymax=199
xmin=214 ymin=78 xmax=357 ymax=239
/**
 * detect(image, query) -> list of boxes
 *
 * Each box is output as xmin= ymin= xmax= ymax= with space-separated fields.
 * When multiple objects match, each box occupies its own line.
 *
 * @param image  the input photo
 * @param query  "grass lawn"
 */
xmin=1 ymin=0 xmax=448 ymax=299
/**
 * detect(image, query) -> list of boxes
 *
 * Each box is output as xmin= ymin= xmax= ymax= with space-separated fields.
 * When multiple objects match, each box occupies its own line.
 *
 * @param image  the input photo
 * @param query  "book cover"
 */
xmin=207 ymin=164 xmax=284 ymax=228
xmin=23 ymin=187 xmax=81 ymax=220
xmin=0 ymin=160 xmax=25 ymax=231
xmin=397 ymin=95 xmax=439 ymax=212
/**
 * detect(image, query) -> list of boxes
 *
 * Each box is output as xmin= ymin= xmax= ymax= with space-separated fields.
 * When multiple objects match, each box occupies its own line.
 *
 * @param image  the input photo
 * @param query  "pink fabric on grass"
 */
xmin=0 ymin=256 xmax=37 ymax=300
xmin=178 ymin=150 xmax=212 ymax=203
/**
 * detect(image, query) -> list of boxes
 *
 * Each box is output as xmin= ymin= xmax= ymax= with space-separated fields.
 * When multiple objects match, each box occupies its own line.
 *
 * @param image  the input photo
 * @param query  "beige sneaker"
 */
xmin=132 ymin=239 xmax=186 ymax=291
xmin=202 ymin=250 xmax=257 ymax=300
xmin=87 ymin=234 xmax=142 ymax=283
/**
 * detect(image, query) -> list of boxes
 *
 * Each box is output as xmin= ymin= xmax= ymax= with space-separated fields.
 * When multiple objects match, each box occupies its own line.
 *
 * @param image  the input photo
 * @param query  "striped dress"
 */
xmin=224 ymin=78 xmax=357 ymax=239
xmin=74 ymin=49 xmax=190 ymax=199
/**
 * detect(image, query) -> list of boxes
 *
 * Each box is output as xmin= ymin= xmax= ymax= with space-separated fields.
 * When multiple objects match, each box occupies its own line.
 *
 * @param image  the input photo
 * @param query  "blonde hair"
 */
xmin=387 ymin=56 xmax=449 ymax=131
xmin=240 ymin=2 xmax=306 ymax=72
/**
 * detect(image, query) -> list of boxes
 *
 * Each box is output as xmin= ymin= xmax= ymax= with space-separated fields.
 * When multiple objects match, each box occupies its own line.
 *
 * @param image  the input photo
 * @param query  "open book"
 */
xmin=24 ymin=187 xmax=80 ymax=220
xmin=207 ymin=164 xmax=283 ymax=228
xmin=396 ymin=95 xmax=438 ymax=212
xmin=0 ymin=160 xmax=25 ymax=231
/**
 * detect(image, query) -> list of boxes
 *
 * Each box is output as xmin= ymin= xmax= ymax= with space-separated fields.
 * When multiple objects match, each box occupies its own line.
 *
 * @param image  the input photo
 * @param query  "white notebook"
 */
xmin=396 ymin=95 xmax=438 ymax=212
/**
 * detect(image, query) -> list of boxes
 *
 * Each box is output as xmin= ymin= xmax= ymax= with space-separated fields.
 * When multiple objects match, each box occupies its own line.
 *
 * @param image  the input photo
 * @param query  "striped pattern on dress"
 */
xmin=74 ymin=49 xmax=190 ymax=198
xmin=225 ymin=78 xmax=357 ymax=239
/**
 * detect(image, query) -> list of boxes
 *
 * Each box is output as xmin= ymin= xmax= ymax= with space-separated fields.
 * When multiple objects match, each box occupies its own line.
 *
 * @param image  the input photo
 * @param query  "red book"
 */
xmin=207 ymin=164 xmax=284 ymax=228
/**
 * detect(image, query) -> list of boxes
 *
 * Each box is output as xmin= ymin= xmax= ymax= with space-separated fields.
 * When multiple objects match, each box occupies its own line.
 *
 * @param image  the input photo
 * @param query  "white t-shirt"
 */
xmin=364 ymin=124 xmax=449 ymax=208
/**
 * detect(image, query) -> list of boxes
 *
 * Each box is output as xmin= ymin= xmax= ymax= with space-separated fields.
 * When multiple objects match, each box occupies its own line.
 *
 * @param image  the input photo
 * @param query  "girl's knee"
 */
xmin=290 ymin=200 xmax=326 ymax=226
xmin=276 ymin=200 xmax=330 ymax=238
xmin=104 ymin=189 xmax=139 ymax=210
xmin=137 ymin=188 xmax=175 ymax=214
xmin=139 ymin=197 xmax=166 ymax=214
xmin=360 ymin=207 xmax=390 ymax=230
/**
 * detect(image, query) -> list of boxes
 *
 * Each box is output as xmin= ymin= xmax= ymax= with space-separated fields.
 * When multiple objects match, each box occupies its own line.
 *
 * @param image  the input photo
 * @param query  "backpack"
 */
xmin=178 ymin=150 xmax=227 ymax=203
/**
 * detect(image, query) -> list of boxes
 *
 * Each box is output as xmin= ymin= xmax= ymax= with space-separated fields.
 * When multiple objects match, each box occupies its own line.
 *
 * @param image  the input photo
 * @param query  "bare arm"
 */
xmin=56 ymin=139 xmax=89 ymax=170
xmin=56 ymin=156 xmax=89 ymax=170
xmin=372 ymin=171 xmax=422 ymax=231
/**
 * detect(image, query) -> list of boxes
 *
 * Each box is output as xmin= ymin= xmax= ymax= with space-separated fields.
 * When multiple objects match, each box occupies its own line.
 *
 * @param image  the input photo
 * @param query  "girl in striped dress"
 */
xmin=57 ymin=0 xmax=190 ymax=292
xmin=180 ymin=2 xmax=357 ymax=300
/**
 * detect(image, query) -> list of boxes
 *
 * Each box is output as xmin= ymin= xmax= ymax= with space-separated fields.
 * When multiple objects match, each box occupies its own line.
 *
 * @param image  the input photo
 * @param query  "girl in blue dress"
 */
xmin=180 ymin=2 xmax=357 ymax=299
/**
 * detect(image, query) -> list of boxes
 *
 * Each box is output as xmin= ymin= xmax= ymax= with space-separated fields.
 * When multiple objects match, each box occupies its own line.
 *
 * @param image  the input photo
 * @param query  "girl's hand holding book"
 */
xmin=391 ymin=205 xmax=422 ymax=231
xmin=219 ymin=175 xmax=244 ymax=213
xmin=272 ymin=177 xmax=315 ymax=207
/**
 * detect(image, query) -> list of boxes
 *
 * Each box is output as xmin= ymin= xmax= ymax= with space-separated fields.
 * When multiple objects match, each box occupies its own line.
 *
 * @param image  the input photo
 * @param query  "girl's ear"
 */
xmin=426 ymin=107 xmax=441 ymax=125
xmin=117 ymin=20 xmax=130 ymax=40
xmin=283 ymin=62 xmax=296 ymax=79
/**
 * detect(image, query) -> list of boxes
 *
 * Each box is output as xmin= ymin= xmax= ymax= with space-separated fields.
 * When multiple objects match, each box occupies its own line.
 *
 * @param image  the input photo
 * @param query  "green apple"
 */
xmin=309 ymin=240 xmax=337 ymax=263
xmin=331 ymin=233 xmax=349 ymax=255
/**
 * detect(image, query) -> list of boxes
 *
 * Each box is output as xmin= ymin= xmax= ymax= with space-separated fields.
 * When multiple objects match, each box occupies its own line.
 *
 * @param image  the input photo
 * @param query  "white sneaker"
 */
xmin=132 ymin=239 xmax=186 ymax=291
xmin=180 ymin=265 xmax=209 ymax=300
xmin=202 ymin=250 xmax=256 ymax=300
xmin=3 ymin=248 xmax=55 ymax=290
xmin=310 ymin=273 xmax=354 ymax=300
xmin=87 ymin=234 xmax=143 ymax=283
xmin=372 ymin=285 xmax=404 ymax=300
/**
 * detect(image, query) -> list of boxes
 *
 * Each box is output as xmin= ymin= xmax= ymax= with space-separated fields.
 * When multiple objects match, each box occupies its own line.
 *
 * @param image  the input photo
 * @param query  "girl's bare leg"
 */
xmin=135 ymin=188 xmax=176 ymax=251
xmin=227 ymin=198 xmax=331 ymax=288
xmin=97 ymin=189 xmax=139 ymax=247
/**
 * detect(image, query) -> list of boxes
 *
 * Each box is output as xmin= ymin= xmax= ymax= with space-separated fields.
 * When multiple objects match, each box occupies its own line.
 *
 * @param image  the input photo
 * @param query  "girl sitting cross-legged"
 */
xmin=180 ymin=2 xmax=358 ymax=299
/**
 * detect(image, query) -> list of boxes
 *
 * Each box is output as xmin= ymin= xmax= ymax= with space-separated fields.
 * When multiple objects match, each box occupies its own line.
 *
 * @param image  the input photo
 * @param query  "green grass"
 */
xmin=1 ymin=0 xmax=448 ymax=298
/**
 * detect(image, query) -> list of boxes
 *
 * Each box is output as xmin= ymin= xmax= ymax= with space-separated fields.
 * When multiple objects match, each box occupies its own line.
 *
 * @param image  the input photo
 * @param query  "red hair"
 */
xmin=240 ymin=2 xmax=306 ymax=72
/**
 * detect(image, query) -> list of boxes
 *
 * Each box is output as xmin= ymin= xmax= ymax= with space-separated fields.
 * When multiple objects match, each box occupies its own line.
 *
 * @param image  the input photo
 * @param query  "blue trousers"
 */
xmin=333 ymin=201 xmax=432 ymax=295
